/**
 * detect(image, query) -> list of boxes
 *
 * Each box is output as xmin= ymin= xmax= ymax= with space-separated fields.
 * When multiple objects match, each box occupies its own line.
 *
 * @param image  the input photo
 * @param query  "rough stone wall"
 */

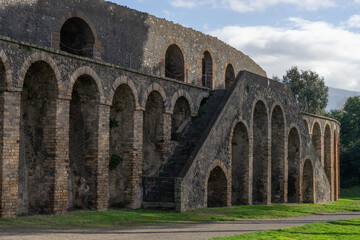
xmin=0 ymin=0 xmax=266 ymax=89
xmin=177 ymin=72 xmax=339 ymax=212
xmin=0 ymin=37 xmax=209 ymax=217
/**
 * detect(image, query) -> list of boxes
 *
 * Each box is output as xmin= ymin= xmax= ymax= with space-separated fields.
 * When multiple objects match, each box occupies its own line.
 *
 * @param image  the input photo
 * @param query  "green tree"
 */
xmin=282 ymin=66 xmax=329 ymax=114
xmin=327 ymin=96 xmax=360 ymax=187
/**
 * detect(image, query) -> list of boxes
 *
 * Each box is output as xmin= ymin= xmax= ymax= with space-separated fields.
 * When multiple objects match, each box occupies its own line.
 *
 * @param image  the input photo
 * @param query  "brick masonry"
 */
xmin=0 ymin=0 xmax=340 ymax=218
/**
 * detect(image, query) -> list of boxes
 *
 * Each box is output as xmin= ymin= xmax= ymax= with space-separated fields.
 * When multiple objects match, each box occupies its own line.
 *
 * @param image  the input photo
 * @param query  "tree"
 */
xmin=326 ymin=96 xmax=360 ymax=187
xmin=282 ymin=66 xmax=329 ymax=115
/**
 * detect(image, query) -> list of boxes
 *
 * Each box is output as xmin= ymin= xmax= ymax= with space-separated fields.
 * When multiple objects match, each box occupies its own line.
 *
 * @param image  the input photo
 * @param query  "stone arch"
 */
xmin=195 ymin=92 xmax=210 ymax=115
xmin=224 ymin=63 xmax=235 ymax=89
xmin=18 ymin=60 xmax=59 ymax=215
xmin=170 ymin=89 xmax=195 ymax=116
xmin=302 ymin=159 xmax=315 ymax=203
xmin=18 ymin=52 xmax=63 ymax=96
xmin=109 ymin=76 xmax=140 ymax=109
xmin=0 ymin=50 xmax=12 ymax=89
xmin=201 ymin=50 xmax=213 ymax=89
xmin=311 ymin=121 xmax=322 ymax=165
xmin=287 ymin=125 xmax=301 ymax=203
xmin=68 ymin=73 xmax=100 ymax=210
xmin=324 ymin=124 xmax=332 ymax=189
xmin=206 ymin=165 xmax=228 ymax=208
xmin=230 ymin=121 xmax=250 ymax=205
xmin=55 ymin=11 xmax=99 ymax=58
xmin=270 ymin=104 xmax=286 ymax=203
xmin=162 ymin=41 xmax=185 ymax=82
xmin=141 ymin=83 xmax=167 ymax=111
xmin=109 ymin=83 xmax=136 ymax=208
xmin=171 ymin=96 xmax=191 ymax=140
xmin=67 ymin=66 xmax=105 ymax=103
xmin=143 ymin=90 xmax=166 ymax=176
xmin=252 ymin=99 xmax=270 ymax=204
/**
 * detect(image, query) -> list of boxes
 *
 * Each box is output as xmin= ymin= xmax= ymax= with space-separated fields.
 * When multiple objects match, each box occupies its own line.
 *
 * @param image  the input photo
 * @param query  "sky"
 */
xmin=110 ymin=0 xmax=360 ymax=92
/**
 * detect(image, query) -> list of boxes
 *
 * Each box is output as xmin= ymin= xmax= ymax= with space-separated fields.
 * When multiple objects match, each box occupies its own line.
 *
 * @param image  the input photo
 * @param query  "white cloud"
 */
xmin=170 ymin=0 xmax=197 ymax=8
xmin=209 ymin=18 xmax=360 ymax=91
xmin=170 ymin=0 xmax=336 ymax=12
xmin=344 ymin=15 xmax=360 ymax=28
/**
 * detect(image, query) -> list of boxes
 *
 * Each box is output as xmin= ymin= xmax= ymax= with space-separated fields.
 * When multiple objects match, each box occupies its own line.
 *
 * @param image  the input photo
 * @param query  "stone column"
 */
xmin=96 ymin=104 xmax=110 ymax=211
xmin=0 ymin=91 xmax=21 ymax=218
xmin=53 ymin=99 xmax=70 ymax=214
xmin=127 ymin=109 xmax=143 ymax=209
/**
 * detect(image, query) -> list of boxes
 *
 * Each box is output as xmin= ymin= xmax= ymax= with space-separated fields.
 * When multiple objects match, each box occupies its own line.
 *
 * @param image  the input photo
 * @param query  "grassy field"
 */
xmin=210 ymin=217 xmax=360 ymax=240
xmin=0 ymin=187 xmax=359 ymax=229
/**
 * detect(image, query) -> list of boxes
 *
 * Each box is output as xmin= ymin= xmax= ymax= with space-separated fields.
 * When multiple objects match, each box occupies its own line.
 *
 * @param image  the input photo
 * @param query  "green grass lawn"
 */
xmin=209 ymin=217 xmax=360 ymax=240
xmin=0 ymin=187 xmax=359 ymax=229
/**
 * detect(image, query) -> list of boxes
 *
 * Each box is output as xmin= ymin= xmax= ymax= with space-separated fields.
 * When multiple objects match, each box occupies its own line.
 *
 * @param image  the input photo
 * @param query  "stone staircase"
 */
xmin=142 ymin=89 xmax=227 ymax=207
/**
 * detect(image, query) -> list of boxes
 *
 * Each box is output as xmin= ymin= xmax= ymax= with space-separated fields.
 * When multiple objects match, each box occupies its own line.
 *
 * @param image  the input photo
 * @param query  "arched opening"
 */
xmin=302 ymin=159 xmax=314 ymax=203
xmin=202 ymin=51 xmax=213 ymax=89
xmin=324 ymin=125 xmax=332 ymax=191
xmin=19 ymin=61 xmax=58 ymax=215
xmin=171 ymin=97 xmax=191 ymax=140
xmin=69 ymin=75 xmax=100 ymax=210
xmin=60 ymin=17 xmax=95 ymax=58
xmin=165 ymin=44 xmax=184 ymax=81
xmin=288 ymin=127 xmax=300 ymax=203
xmin=271 ymin=106 xmax=285 ymax=203
xmin=143 ymin=91 xmax=165 ymax=176
xmin=253 ymin=101 xmax=269 ymax=204
xmin=207 ymin=167 xmax=227 ymax=207
xmin=0 ymin=60 xmax=6 ymax=89
xmin=109 ymin=84 xmax=135 ymax=208
xmin=225 ymin=64 xmax=235 ymax=89
xmin=231 ymin=122 xmax=249 ymax=205
xmin=312 ymin=122 xmax=322 ymax=164
xmin=333 ymin=130 xmax=338 ymax=200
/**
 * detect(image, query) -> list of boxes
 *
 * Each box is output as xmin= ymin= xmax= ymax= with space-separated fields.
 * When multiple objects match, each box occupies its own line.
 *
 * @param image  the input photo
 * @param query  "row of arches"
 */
xmin=226 ymin=100 xmax=314 ymax=206
xmin=305 ymin=119 xmax=338 ymax=200
xmin=0 ymin=51 xmax=200 ymax=214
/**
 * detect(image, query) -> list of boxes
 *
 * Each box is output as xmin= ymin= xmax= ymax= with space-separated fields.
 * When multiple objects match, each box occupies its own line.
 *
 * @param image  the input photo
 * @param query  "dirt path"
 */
xmin=1 ymin=212 xmax=360 ymax=240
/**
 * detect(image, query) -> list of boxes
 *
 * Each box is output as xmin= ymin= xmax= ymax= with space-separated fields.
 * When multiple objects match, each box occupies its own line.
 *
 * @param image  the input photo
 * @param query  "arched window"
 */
xmin=165 ymin=44 xmax=185 ymax=81
xmin=202 ymin=51 xmax=213 ymax=88
xmin=225 ymin=64 xmax=235 ymax=89
xmin=312 ymin=122 xmax=322 ymax=164
xmin=60 ymin=17 xmax=95 ymax=58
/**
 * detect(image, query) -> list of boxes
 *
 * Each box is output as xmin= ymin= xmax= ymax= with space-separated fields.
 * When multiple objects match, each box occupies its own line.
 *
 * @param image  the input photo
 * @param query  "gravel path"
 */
xmin=1 ymin=212 xmax=360 ymax=240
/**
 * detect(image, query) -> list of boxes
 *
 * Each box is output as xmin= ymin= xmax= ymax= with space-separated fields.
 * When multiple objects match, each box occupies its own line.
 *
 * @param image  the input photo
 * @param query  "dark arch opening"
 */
xmin=143 ymin=91 xmax=165 ymax=176
xmin=165 ymin=44 xmax=184 ymax=81
xmin=109 ymin=84 xmax=135 ymax=208
xmin=225 ymin=64 xmax=235 ymax=89
xmin=231 ymin=122 xmax=249 ymax=205
xmin=207 ymin=167 xmax=227 ymax=207
xmin=253 ymin=101 xmax=269 ymax=204
xmin=302 ymin=159 xmax=314 ymax=203
xmin=324 ymin=125 xmax=331 ymax=189
xmin=69 ymin=75 xmax=100 ymax=210
xmin=271 ymin=106 xmax=285 ymax=203
xmin=19 ymin=61 xmax=58 ymax=215
xmin=171 ymin=96 xmax=191 ymax=140
xmin=288 ymin=127 xmax=300 ymax=203
xmin=312 ymin=123 xmax=322 ymax=164
xmin=60 ymin=17 xmax=95 ymax=58
xmin=202 ymin=51 xmax=213 ymax=89
xmin=0 ymin=60 xmax=6 ymax=89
